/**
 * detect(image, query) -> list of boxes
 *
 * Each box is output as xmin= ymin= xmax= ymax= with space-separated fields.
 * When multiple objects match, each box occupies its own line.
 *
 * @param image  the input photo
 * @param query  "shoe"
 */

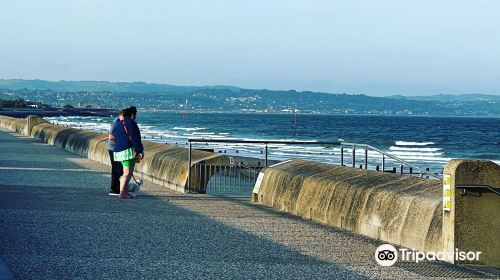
xmin=118 ymin=193 xmax=133 ymax=199
xmin=108 ymin=190 xmax=120 ymax=196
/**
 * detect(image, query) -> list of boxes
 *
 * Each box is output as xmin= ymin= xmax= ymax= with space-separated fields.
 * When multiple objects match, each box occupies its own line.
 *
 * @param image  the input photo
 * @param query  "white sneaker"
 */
xmin=108 ymin=190 xmax=119 ymax=196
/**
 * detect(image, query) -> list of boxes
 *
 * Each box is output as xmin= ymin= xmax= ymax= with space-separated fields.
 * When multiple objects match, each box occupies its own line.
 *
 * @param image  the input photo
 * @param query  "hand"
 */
xmin=139 ymin=152 xmax=144 ymax=160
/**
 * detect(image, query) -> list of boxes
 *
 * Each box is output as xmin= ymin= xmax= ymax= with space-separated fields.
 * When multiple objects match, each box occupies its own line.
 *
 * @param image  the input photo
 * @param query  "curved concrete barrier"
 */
xmin=0 ymin=115 xmax=27 ymax=134
xmin=0 ymin=115 xmax=228 ymax=193
xmin=443 ymin=160 xmax=500 ymax=268
xmin=253 ymin=159 xmax=443 ymax=253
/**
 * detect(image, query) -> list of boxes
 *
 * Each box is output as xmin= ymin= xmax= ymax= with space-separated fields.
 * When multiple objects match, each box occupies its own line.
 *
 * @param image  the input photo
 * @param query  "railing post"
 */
xmin=188 ymin=141 xmax=192 ymax=193
xmin=382 ymin=154 xmax=385 ymax=172
xmin=364 ymin=145 xmax=368 ymax=169
xmin=352 ymin=144 xmax=356 ymax=168
xmin=340 ymin=144 xmax=344 ymax=166
xmin=400 ymin=162 xmax=404 ymax=174
xmin=265 ymin=144 xmax=268 ymax=167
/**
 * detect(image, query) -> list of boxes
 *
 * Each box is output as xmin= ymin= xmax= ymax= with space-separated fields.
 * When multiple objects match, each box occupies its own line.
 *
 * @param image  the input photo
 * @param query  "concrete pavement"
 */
xmin=0 ymin=128 xmax=498 ymax=279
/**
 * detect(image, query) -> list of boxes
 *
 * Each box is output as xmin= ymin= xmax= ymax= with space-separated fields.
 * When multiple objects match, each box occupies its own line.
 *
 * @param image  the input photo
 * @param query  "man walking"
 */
xmin=108 ymin=110 xmax=124 ymax=195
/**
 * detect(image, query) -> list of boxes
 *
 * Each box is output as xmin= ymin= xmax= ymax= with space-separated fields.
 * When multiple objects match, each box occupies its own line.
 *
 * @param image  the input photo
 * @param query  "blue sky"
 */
xmin=1 ymin=0 xmax=499 ymax=96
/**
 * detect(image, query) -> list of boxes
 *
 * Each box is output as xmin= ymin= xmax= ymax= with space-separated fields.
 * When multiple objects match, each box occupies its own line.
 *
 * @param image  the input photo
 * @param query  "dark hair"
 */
xmin=129 ymin=106 xmax=137 ymax=115
xmin=122 ymin=108 xmax=132 ymax=118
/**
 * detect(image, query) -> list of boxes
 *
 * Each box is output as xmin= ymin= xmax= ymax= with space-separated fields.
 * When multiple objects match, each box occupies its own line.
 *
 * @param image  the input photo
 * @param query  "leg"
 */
xmin=119 ymin=159 xmax=135 ymax=196
xmin=109 ymin=150 xmax=121 ymax=193
xmin=108 ymin=150 xmax=119 ymax=193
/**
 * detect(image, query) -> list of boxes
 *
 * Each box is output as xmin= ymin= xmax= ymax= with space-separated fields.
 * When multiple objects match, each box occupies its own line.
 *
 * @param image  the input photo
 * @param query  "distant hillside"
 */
xmin=387 ymin=94 xmax=500 ymax=102
xmin=0 ymin=79 xmax=242 ymax=94
xmin=0 ymin=79 xmax=499 ymax=116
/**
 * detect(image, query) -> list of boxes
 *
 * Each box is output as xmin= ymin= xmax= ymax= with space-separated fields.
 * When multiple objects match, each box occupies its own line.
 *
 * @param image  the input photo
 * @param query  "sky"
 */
xmin=1 ymin=0 xmax=500 ymax=96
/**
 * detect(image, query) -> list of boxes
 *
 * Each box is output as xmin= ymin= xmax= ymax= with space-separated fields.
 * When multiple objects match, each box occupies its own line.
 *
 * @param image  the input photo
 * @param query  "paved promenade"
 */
xmin=0 ymin=128 xmax=498 ymax=279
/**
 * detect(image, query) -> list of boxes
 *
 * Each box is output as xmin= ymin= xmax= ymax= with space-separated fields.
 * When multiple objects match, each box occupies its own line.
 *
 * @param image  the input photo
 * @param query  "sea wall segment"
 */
xmin=0 ymin=115 xmax=228 ymax=193
xmin=443 ymin=160 xmax=500 ymax=268
xmin=253 ymin=159 xmax=443 ymax=253
xmin=0 ymin=115 xmax=27 ymax=134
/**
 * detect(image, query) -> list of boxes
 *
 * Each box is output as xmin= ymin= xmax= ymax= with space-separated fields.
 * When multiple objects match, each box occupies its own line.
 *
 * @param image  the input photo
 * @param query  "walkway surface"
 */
xmin=0 ymin=128 xmax=498 ymax=280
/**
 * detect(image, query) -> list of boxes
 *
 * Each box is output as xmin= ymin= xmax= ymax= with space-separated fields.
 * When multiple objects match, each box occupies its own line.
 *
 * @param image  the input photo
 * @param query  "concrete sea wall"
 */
xmin=443 ymin=160 xmax=500 ymax=268
xmin=0 ymin=115 xmax=27 ymax=134
xmin=253 ymin=159 xmax=443 ymax=253
xmin=1 ymin=115 xmax=228 ymax=193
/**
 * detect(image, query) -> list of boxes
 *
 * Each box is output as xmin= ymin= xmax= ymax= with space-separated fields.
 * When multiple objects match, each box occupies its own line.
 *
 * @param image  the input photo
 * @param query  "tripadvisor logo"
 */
xmin=375 ymin=244 xmax=398 ymax=266
xmin=375 ymin=244 xmax=481 ymax=267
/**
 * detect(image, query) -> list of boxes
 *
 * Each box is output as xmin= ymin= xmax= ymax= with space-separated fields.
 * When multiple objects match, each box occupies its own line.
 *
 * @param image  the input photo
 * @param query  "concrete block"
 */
xmin=443 ymin=160 xmax=500 ymax=268
xmin=254 ymin=159 xmax=443 ymax=253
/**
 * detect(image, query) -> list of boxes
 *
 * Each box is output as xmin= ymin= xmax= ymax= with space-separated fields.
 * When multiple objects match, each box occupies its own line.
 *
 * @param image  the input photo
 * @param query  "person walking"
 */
xmin=113 ymin=107 xmax=144 ymax=199
xmin=107 ymin=110 xmax=124 ymax=195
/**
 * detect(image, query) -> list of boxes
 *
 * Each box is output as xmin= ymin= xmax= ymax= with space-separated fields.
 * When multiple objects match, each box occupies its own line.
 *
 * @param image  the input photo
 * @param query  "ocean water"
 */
xmin=46 ymin=112 xmax=500 ymax=174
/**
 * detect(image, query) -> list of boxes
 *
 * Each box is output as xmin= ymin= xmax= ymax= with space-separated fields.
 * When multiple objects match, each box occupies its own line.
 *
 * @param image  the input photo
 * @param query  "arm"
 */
xmin=108 ymin=122 xmax=116 ymax=141
xmin=127 ymin=121 xmax=144 ymax=156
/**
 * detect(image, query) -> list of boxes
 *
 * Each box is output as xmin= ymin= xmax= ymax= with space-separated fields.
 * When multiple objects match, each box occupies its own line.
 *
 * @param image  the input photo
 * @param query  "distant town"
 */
xmin=0 ymin=79 xmax=499 ymax=117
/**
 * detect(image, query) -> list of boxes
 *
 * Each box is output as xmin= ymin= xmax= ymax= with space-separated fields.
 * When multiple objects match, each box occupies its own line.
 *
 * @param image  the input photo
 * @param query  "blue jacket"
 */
xmin=107 ymin=118 xmax=118 ymax=151
xmin=112 ymin=118 xmax=144 ymax=154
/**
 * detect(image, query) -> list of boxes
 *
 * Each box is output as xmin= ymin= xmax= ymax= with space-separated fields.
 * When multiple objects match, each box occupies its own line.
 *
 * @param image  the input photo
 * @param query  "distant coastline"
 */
xmin=0 ymin=108 xmax=117 ymax=118
xmin=139 ymin=109 xmax=500 ymax=119
xmin=1 ymin=79 xmax=499 ymax=117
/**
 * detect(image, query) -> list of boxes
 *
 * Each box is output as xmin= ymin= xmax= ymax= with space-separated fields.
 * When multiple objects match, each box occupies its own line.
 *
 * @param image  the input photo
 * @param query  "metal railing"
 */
xmin=187 ymin=139 xmax=341 ymax=193
xmin=187 ymin=139 xmax=443 ymax=193
xmin=456 ymin=184 xmax=500 ymax=196
xmin=193 ymin=161 xmax=264 ymax=193
xmin=340 ymin=142 xmax=442 ymax=180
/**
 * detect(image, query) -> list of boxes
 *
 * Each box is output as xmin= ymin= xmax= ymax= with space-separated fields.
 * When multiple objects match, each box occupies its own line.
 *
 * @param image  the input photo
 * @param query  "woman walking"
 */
xmin=113 ymin=106 xmax=144 ymax=199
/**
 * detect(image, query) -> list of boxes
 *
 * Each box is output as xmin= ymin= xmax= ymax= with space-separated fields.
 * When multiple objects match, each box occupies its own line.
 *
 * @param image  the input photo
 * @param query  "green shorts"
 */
xmin=121 ymin=158 xmax=136 ymax=168
xmin=114 ymin=148 xmax=136 ymax=169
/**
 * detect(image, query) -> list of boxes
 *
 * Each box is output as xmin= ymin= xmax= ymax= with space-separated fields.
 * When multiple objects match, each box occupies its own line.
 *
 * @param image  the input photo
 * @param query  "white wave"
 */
xmin=396 ymin=156 xmax=451 ymax=162
xmin=173 ymin=127 xmax=206 ymax=131
xmin=389 ymin=146 xmax=442 ymax=152
xmin=192 ymin=132 xmax=215 ymax=135
xmin=139 ymin=125 xmax=155 ymax=129
xmin=272 ymin=152 xmax=335 ymax=158
xmin=389 ymin=151 xmax=443 ymax=157
xmin=274 ymin=146 xmax=327 ymax=152
xmin=395 ymin=141 xmax=435 ymax=146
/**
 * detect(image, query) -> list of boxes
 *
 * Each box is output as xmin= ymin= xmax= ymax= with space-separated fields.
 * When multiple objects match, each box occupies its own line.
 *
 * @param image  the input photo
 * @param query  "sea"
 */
xmin=45 ymin=112 xmax=500 ymax=176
